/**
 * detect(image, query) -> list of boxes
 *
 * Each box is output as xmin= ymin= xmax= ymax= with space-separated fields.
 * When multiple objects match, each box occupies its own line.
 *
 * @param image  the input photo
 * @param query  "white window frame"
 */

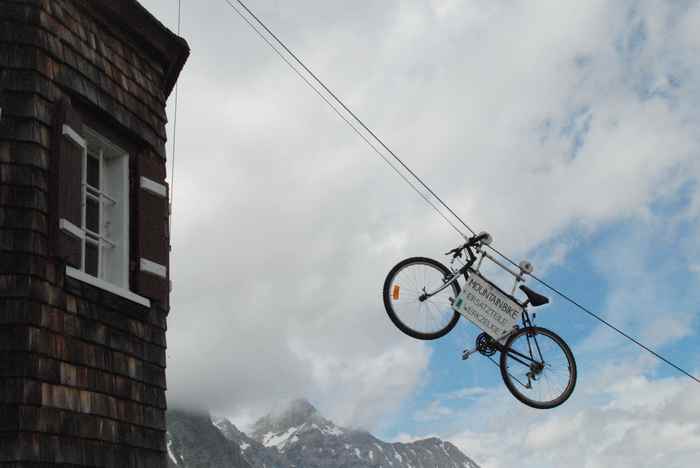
xmin=62 ymin=125 xmax=150 ymax=308
xmin=66 ymin=266 xmax=150 ymax=307
xmin=82 ymin=144 xmax=116 ymax=275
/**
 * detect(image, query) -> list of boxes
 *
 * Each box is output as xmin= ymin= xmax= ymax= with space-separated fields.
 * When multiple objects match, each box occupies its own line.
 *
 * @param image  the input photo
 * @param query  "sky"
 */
xmin=140 ymin=1 xmax=700 ymax=467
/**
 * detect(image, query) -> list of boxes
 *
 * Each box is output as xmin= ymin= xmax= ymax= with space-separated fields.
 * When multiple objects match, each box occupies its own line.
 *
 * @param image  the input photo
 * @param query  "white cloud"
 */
xmin=524 ymin=412 xmax=585 ymax=451
xmin=448 ymin=371 xmax=700 ymax=468
xmin=414 ymin=400 xmax=454 ymax=422
xmin=393 ymin=432 xmax=439 ymax=444
xmin=289 ymin=337 xmax=432 ymax=429
xmin=440 ymin=387 xmax=490 ymax=400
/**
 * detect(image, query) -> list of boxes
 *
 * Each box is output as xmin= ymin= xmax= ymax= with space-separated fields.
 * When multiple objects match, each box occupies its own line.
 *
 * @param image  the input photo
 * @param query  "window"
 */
xmin=80 ymin=127 xmax=130 ymax=288
xmin=59 ymin=124 xmax=145 ymax=305
xmin=55 ymin=100 xmax=152 ymax=307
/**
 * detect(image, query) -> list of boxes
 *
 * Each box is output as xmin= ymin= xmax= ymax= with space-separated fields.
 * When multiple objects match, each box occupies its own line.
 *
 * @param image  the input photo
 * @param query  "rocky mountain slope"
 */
xmin=167 ymin=410 xmax=252 ymax=468
xmin=213 ymin=416 xmax=291 ymax=468
xmin=166 ymin=399 xmax=481 ymax=468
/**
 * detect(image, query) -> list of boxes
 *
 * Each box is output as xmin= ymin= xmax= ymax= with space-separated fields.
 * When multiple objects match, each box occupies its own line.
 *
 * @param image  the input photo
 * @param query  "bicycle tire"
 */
xmin=499 ymin=326 xmax=577 ymax=409
xmin=382 ymin=257 xmax=461 ymax=340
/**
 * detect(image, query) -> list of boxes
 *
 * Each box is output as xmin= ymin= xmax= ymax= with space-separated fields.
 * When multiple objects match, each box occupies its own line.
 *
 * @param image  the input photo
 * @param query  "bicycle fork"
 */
xmin=418 ymin=271 xmax=462 ymax=302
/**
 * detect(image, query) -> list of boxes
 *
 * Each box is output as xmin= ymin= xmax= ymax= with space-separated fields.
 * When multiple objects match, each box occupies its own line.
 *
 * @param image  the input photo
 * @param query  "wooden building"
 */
xmin=0 ymin=1 xmax=189 ymax=466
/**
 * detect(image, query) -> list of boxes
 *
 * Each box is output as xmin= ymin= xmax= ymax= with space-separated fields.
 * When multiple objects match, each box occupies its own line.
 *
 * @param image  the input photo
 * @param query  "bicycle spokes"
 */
xmin=501 ymin=328 xmax=576 ymax=408
xmin=382 ymin=258 xmax=461 ymax=340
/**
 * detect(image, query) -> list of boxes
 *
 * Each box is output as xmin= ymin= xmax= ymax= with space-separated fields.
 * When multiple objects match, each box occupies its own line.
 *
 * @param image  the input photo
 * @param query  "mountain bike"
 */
xmin=382 ymin=232 xmax=576 ymax=409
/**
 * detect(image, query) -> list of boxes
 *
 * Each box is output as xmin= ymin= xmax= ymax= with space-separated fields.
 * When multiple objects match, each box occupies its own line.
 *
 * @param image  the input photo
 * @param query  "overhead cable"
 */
xmin=222 ymin=0 xmax=465 ymax=237
xmin=532 ymin=270 xmax=700 ymax=384
xmin=224 ymin=0 xmax=476 ymax=238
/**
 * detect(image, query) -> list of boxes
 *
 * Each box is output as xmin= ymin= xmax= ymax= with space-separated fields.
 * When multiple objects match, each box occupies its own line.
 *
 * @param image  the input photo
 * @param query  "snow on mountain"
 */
xmin=245 ymin=398 xmax=481 ymax=468
xmin=213 ymin=415 xmax=291 ymax=468
xmin=167 ymin=399 xmax=482 ymax=468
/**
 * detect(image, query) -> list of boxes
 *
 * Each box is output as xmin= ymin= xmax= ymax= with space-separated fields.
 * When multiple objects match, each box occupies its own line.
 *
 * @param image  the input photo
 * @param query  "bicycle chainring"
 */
xmin=475 ymin=332 xmax=498 ymax=357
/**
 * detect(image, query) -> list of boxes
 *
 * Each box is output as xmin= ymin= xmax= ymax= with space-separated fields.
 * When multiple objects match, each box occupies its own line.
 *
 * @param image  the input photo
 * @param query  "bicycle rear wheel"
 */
xmin=382 ymin=257 xmax=461 ymax=340
xmin=499 ymin=326 xmax=576 ymax=409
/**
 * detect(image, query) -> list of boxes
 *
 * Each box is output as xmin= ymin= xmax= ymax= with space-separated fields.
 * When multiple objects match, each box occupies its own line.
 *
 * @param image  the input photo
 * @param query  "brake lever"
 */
xmin=445 ymin=247 xmax=463 ymax=258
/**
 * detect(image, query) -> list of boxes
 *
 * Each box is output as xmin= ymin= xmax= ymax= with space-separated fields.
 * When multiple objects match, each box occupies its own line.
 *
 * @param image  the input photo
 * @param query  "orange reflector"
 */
xmin=392 ymin=285 xmax=400 ymax=300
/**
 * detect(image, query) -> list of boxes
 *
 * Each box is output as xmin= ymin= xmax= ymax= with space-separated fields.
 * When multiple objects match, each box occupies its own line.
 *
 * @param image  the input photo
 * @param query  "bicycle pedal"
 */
xmin=462 ymin=349 xmax=474 ymax=360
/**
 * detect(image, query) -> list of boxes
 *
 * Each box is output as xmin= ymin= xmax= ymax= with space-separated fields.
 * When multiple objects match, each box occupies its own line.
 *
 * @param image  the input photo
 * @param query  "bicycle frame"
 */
xmin=461 ymin=308 xmax=546 ymax=390
xmin=499 ymin=312 xmax=540 ymax=363
xmin=433 ymin=243 xmax=546 ymax=375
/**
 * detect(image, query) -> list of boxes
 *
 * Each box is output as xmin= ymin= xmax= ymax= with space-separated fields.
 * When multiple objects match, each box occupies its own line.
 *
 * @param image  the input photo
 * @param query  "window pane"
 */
xmin=87 ymin=154 xmax=100 ymax=189
xmin=86 ymin=198 xmax=100 ymax=233
xmin=85 ymin=241 xmax=99 ymax=277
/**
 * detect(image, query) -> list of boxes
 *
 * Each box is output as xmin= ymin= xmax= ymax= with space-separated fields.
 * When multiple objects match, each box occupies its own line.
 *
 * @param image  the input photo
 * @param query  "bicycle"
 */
xmin=382 ymin=232 xmax=577 ymax=409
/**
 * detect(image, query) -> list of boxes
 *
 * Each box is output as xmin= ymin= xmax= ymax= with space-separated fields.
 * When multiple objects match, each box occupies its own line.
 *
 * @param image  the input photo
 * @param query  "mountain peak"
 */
xmin=250 ymin=398 xmax=340 ymax=448
xmin=252 ymin=399 xmax=320 ymax=434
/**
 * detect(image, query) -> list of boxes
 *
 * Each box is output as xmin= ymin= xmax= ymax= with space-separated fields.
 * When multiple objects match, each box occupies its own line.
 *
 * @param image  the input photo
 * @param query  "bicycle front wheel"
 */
xmin=499 ymin=327 xmax=577 ymax=409
xmin=382 ymin=257 xmax=461 ymax=340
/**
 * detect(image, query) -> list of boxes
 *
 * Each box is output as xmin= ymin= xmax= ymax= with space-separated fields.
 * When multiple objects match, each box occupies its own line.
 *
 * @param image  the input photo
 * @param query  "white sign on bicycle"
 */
xmin=453 ymin=272 xmax=523 ymax=340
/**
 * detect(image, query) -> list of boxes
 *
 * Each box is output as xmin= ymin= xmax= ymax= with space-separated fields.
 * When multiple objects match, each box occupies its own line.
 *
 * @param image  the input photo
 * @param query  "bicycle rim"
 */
xmin=500 ymin=327 xmax=576 ymax=409
xmin=384 ymin=258 xmax=460 ymax=339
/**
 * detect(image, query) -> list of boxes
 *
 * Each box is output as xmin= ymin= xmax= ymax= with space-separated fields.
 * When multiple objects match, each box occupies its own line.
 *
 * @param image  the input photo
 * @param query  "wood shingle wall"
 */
xmin=0 ymin=1 xmax=189 ymax=466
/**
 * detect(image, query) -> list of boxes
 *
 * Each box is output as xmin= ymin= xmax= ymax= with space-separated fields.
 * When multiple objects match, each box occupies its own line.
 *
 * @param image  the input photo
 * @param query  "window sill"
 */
xmin=66 ymin=267 xmax=151 ymax=308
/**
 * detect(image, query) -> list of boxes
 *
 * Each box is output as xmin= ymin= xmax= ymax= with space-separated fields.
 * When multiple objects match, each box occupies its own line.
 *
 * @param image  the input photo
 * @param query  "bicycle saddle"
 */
xmin=519 ymin=285 xmax=549 ymax=307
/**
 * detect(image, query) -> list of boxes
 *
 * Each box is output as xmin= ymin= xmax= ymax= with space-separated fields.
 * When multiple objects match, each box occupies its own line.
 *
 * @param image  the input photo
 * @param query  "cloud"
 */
xmin=289 ymin=337 xmax=432 ymax=429
xmin=578 ymin=218 xmax=698 ymax=354
xmin=393 ymin=432 xmax=438 ymax=444
xmin=414 ymin=400 xmax=454 ymax=422
xmin=447 ymin=370 xmax=700 ymax=468
xmin=138 ymin=0 xmax=700 ymax=439
xmin=439 ymin=387 xmax=490 ymax=400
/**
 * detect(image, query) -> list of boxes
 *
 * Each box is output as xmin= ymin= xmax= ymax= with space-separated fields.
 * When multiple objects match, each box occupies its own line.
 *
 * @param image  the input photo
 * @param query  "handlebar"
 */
xmin=445 ymin=231 xmax=493 ymax=262
xmin=444 ymin=232 xmax=535 ymax=294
